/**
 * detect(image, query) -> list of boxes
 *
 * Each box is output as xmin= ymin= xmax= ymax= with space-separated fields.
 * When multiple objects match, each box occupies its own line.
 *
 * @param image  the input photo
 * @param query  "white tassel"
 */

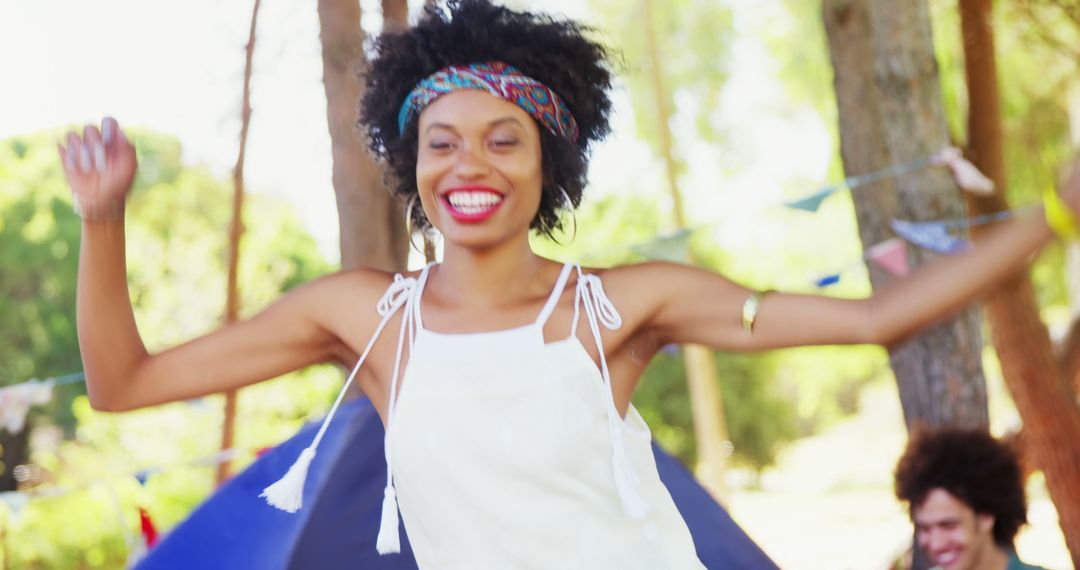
xmin=610 ymin=431 xmax=649 ymax=519
xmin=376 ymin=485 xmax=402 ymax=554
xmin=260 ymin=447 xmax=316 ymax=513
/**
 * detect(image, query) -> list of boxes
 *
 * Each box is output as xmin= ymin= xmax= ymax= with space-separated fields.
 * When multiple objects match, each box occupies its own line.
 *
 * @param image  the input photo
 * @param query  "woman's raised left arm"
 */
xmin=636 ymin=167 xmax=1078 ymax=352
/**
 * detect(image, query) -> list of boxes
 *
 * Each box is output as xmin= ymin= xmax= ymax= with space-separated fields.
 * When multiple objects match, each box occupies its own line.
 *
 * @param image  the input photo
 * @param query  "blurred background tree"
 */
xmin=0 ymin=130 xmax=337 ymax=568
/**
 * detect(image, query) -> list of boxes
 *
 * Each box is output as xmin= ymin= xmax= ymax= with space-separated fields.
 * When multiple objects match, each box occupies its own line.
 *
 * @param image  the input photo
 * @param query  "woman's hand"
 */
xmin=57 ymin=117 xmax=137 ymax=221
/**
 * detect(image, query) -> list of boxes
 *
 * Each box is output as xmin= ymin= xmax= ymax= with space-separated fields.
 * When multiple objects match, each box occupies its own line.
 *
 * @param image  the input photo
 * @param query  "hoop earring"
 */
xmin=558 ymin=186 xmax=578 ymax=242
xmin=404 ymin=195 xmax=424 ymax=254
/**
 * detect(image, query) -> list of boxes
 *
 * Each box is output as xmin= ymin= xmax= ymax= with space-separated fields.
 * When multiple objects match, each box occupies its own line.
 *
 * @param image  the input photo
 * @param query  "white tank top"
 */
xmin=375 ymin=262 xmax=706 ymax=569
xmin=266 ymin=263 xmax=707 ymax=566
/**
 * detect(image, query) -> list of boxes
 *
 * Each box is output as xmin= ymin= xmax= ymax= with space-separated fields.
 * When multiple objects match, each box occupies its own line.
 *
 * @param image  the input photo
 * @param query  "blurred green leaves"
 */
xmin=0 ymin=129 xmax=337 ymax=568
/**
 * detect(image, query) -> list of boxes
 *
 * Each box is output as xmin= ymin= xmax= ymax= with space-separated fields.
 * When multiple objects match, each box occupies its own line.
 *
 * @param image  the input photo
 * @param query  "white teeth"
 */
xmin=447 ymin=191 xmax=502 ymax=212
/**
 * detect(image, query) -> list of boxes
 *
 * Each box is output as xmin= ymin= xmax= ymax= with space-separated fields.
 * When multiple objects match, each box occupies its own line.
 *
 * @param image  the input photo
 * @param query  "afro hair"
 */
xmin=359 ymin=0 xmax=615 ymax=237
xmin=894 ymin=427 xmax=1028 ymax=547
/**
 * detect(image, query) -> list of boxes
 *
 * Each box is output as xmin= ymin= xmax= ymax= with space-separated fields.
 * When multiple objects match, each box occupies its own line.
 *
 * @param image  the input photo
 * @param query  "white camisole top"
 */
xmin=379 ymin=262 xmax=706 ymax=569
xmin=284 ymin=262 xmax=707 ymax=569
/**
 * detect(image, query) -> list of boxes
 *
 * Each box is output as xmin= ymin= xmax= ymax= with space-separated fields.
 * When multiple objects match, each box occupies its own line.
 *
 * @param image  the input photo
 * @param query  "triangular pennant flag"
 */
xmin=631 ymin=229 xmax=693 ymax=263
xmin=867 ymin=239 xmax=910 ymax=276
xmin=933 ymin=147 xmax=995 ymax=195
xmin=135 ymin=469 xmax=154 ymax=486
xmin=890 ymin=219 xmax=969 ymax=254
xmin=0 ymin=380 xmax=54 ymax=434
xmin=139 ymin=507 xmax=159 ymax=548
xmin=784 ymin=187 xmax=837 ymax=212
xmin=814 ymin=274 xmax=842 ymax=288
xmin=0 ymin=492 xmax=29 ymax=520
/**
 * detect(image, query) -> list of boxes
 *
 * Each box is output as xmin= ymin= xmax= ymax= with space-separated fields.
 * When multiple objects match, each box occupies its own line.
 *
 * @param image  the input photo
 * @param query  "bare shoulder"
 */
xmin=299 ymin=266 xmax=416 ymax=324
xmin=588 ymin=261 xmax=747 ymax=340
xmin=591 ymin=261 xmax=718 ymax=298
xmin=586 ymin=261 xmax=708 ymax=321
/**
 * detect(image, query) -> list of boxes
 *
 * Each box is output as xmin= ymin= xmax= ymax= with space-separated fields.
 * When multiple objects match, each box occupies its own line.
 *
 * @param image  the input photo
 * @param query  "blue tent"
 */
xmin=137 ymin=397 xmax=776 ymax=569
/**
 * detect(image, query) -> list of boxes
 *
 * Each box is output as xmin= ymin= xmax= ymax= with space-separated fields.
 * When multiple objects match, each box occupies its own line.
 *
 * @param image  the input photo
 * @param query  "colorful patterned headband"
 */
xmin=397 ymin=61 xmax=580 ymax=143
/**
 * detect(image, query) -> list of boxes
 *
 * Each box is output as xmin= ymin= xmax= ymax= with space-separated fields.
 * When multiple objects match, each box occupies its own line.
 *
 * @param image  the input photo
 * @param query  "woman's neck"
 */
xmin=434 ymin=233 xmax=551 ymax=307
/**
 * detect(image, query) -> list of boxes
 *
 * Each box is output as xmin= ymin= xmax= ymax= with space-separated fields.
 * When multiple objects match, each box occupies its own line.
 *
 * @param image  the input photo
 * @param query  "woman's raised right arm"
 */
xmin=61 ymin=118 xmax=351 ymax=411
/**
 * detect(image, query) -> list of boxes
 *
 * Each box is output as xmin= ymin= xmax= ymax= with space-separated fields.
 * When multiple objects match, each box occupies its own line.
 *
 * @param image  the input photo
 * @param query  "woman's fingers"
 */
xmin=61 ymin=119 xmax=137 ymax=210
xmin=102 ymin=116 xmax=117 ymax=147
xmin=64 ymin=131 xmax=89 ymax=175
xmin=83 ymin=124 xmax=106 ymax=173
xmin=58 ymin=141 xmax=75 ymax=173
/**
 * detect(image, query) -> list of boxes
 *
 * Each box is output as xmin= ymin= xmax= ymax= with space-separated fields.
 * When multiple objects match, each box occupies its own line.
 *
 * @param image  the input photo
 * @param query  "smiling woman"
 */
xmin=416 ymin=91 xmax=544 ymax=246
xmin=360 ymin=2 xmax=614 ymax=239
xmin=56 ymin=0 xmax=1080 ymax=568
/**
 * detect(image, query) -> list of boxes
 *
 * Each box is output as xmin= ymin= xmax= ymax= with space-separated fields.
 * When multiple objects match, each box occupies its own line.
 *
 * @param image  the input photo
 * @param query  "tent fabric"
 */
xmin=137 ymin=397 xmax=776 ymax=569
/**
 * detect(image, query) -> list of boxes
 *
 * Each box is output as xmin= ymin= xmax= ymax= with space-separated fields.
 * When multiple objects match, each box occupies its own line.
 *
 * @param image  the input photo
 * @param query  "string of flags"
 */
xmin=0 ymin=440 xmax=272 ymax=568
xmin=580 ymin=146 xmax=999 ymax=264
xmin=0 ymin=380 xmax=53 ymax=434
xmin=0 ymin=445 xmax=264 ymax=518
xmin=809 ymin=209 xmax=1025 ymax=288
xmin=590 ymin=146 xmax=1016 ymax=289
xmin=783 ymin=146 xmax=995 ymax=213
xmin=0 ymin=441 xmax=273 ymax=566
xmin=0 ymin=373 xmax=84 ymax=435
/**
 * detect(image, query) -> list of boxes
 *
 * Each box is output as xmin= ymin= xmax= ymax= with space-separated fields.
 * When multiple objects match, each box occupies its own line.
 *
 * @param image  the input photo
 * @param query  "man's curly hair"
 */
xmin=894 ymin=427 xmax=1027 ymax=547
xmin=359 ymin=0 xmax=614 ymax=237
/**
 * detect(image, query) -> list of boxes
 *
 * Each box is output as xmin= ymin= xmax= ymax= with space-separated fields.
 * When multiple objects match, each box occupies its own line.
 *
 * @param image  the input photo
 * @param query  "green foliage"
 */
xmin=928 ymin=0 xmax=1077 ymax=309
xmin=635 ymin=348 xmax=797 ymax=471
xmin=770 ymin=0 xmax=838 ymax=120
xmin=0 ymin=135 xmax=83 ymax=430
xmin=590 ymin=0 xmax=735 ymax=175
xmin=0 ymin=130 xmax=337 ymax=568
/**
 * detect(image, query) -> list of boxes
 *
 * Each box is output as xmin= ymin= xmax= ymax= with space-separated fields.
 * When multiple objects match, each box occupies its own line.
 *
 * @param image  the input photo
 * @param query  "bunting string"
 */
xmin=575 ymin=146 xmax=1001 ymax=265
xmin=0 ymin=444 xmax=263 ymax=516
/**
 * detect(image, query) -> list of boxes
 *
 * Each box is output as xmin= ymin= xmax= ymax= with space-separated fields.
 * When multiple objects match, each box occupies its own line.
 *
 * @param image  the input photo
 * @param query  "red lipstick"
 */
xmin=440 ymin=186 xmax=505 ymax=223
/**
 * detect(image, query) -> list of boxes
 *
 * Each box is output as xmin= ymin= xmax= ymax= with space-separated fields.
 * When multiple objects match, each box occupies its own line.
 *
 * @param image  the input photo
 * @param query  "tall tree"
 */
xmin=959 ymin=0 xmax=1080 ymax=562
xmin=1008 ymin=0 xmax=1080 ymax=393
xmin=217 ymin=0 xmax=261 ymax=487
xmin=639 ymin=0 xmax=732 ymax=502
xmin=382 ymin=0 xmax=408 ymax=31
xmin=822 ymin=3 xmax=991 ymax=566
xmin=318 ymin=0 xmax=408 ymax=273
xmin=822 ymin=0 xmax=989 ymax=429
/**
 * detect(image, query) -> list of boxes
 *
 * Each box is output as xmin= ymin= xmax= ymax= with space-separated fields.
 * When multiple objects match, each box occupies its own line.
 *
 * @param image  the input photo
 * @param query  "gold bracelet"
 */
xmin=1043 ymin=185 xmax=1079 ymax=241
xmin=741 ymin=289 xmax=773 ymax=333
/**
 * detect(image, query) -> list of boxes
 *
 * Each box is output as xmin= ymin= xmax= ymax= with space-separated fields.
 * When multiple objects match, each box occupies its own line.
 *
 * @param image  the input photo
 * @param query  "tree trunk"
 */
xmin=823 ymin=4 xmax=990 ymax=566
xmin=382 ymin=0 xmax=408 ymax=32
xmin=0 ymin=427 xmax=28 ymax=492
xmin=218 ymin=0 xmax=261 ymax=486
xmin=960 ymin=0 xmax=1080 ymax=563
xmin=318 ymin=0 xmax=407 ymax=273
xmin=642 ymin=0 xmax=731 ymax=503
xmin=823 ymin=0 xmax=989 ymax=429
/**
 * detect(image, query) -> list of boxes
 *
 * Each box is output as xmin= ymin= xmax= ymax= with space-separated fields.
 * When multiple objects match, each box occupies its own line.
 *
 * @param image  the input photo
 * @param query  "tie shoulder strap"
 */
xmin=535 ymin=262 xmax=574 ymax=328
xmin=378 ymin=273 xmax=420 ymax=317
xmin=572 ymin=266 xmax=647 ymax=519
xmin=261 ymin=270 xmax=420 ymax=518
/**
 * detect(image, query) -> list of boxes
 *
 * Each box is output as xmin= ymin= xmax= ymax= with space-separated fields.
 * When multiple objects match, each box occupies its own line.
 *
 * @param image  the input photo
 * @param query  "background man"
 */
xmin=894 ymin=427 xmax=1046 ymax=570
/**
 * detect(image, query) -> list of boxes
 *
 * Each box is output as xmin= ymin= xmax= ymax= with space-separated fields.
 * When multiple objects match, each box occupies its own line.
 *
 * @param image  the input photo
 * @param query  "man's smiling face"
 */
xmin=913 ymin=488 xmax=999 ymax=570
